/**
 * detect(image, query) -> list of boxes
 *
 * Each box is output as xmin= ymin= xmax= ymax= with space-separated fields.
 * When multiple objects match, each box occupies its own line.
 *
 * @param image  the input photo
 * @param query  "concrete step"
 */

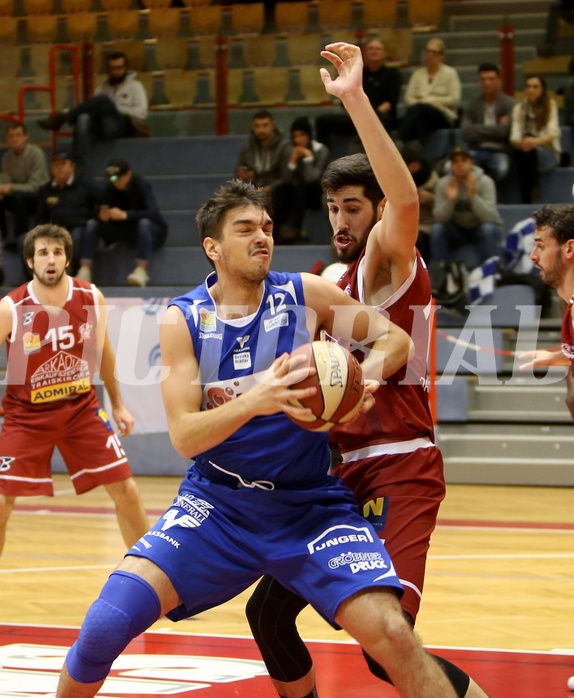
xmin=2 ymin=244 xmax=334 ymax=289
xmin=438 ymin=44 xmax=536 ymax=67
xmin=442 ymin=0 xmax=552 ymax=17
xmin=448 ymin=12 xmax=549 ymax=33
xmin=413 ymin=28 xmax=545 ymax=51
xmin=162 ymin=210 xmax=198 ymax=246
xmin=130 ymin=174 xmax=229 ymax=211
xmin=498 ymin=204 xmax=537 ymax=234
xmin=467 ymin=381 xmax=571 ymax=422
xmin=437 ymin=422 xmax=574 ymax=485
xmin=83 ymin=135 xmax=245 ymax=178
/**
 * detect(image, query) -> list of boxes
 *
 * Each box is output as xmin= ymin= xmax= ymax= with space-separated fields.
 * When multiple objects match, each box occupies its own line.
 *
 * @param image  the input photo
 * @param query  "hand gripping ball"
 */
xmin=287 ymin=340 xmax=364 ymax=432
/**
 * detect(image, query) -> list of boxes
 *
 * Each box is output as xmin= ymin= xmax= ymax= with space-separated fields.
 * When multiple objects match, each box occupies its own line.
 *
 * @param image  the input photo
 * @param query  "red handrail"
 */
xmin=0 ymin=114 xmax=19 ymax=125
xmin=16 ymin=43 xmax=81 ymax=153
xmin=500 ymin=17 xmax=515 ymax=96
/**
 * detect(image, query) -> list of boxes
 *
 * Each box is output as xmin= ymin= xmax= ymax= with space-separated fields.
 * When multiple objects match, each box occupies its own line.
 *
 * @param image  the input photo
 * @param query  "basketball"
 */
xmin=287 ymin=341 xmax=365 ymax=432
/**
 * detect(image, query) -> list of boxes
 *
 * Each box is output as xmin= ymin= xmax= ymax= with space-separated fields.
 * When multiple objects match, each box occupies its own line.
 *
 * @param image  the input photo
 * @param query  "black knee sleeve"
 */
xmin=431 ymin=653 xmax=471 ymax=697
xmin=361 ymin=648 xmax=470 ymax=697
xmin=246 ymin=575 xmax=312 ymax=683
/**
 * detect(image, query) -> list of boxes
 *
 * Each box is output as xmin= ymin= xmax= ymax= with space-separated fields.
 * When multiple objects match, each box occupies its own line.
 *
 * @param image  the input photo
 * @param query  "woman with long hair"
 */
xmin=510 ymin=73 xmax=561 ymax=203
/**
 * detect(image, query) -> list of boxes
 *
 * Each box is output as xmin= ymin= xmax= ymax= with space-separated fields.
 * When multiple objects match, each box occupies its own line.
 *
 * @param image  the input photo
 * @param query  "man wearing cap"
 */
xmin=0 ymin=122 xmax=49 ymax=246
xmin=430 ymin=147 xmax=503 ymax=265
xmin=37 ymin=52 xmax=148 ymax=163
xmin=36 ymin=152 xmax=101 ymax=274
xmin=76 ymin=159 xmax=167 ymax=287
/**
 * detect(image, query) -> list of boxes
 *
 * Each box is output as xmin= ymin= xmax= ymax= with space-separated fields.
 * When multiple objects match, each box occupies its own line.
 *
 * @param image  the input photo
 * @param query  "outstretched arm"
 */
xmin=320 ymin=42 xmax=419 ymax=292
xmin=519 ymin=347 xmax=570 ymax=371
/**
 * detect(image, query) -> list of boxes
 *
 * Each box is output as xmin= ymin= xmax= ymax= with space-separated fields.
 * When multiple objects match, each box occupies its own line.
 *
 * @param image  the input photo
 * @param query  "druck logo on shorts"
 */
xmin=328 ymin=551 xmax=388 ymax=574
xmin=307 ymin=525 xmax=374 ymax=554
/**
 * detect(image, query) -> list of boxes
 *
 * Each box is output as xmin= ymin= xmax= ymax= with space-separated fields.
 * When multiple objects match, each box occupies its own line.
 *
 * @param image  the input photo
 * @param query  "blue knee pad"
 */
xmin=66 ymin=570 xmax=161 ymax=684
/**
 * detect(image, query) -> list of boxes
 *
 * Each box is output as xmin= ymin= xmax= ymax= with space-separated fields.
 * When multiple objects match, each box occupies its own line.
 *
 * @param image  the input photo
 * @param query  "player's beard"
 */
xmin=32 ymin=265 xmax=67 ymax=287
xmin=538 ymin=256 xmax=567 ymax=290
xmin=331 ymin=213 xmax=377 ymax=265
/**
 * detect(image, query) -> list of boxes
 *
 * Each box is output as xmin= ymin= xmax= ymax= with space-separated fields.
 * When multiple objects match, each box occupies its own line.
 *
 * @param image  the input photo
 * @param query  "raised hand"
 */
xmin=319 ymin=42 xmax=364 ymax=101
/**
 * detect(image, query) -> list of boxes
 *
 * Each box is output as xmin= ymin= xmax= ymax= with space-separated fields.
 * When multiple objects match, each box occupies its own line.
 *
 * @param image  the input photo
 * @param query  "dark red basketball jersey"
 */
xmin=561 ymin=296 xmax=574 ymax=374
xmin=330 ymin=249 xmax=435 ymax=454
xmin=3 ymin=278 xmax=100 ymax=406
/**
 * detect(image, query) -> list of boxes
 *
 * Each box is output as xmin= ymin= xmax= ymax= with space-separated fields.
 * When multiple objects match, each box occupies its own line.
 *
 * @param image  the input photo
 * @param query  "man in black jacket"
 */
xmin=36 ymin=151 xmax=101 ymax=274
xmin=315 ymin=37 xmax=402 ymax=150
xmin=75 ymin=159 xmax=168 ymax=287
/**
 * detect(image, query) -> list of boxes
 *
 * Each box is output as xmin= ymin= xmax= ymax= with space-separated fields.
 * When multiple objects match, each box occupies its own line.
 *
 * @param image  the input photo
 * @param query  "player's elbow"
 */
xmin=398 ymin=333 xmax=415 ymax=366
xmin=168 ymin=423 xmax=196 ymax=460
xmin=403 ymin=194 xmax=419 ymax=215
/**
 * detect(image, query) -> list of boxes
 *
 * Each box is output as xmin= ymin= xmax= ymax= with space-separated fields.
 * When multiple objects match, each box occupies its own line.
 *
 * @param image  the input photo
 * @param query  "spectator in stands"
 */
xmin=315 ymin=37 xmax=402 ymax=149
xmin=460 ymin=63 xmax=515 ymax=185
xmin=274 ymin=116 xmax=329 ymax=244
xmin=0 ymin=122 xmax=49 ymax=246
xmin=510 ymin=74 xmax=561 ymax=204
xmin=401 ymin=140 xmax=439 ymax=262
xmin=397 ymin=38 xmax=461 ymax=149
xmin=37 ymin=52 xmax=149 ymax=164
xmin=234 ymin=109 xmax=291 ymax=237
xmin=430 ymin=147 xmax=503 ymax=265
xmin=75 ymin=159 xmax=167 ymax=288
xmin=36 ymin=152 xmax=101 ymax=274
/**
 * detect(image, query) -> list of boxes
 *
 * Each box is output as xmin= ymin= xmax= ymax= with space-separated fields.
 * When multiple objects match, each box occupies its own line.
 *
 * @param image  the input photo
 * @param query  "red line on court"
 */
xmin=0 ymin=624 xmax=572 ymax=697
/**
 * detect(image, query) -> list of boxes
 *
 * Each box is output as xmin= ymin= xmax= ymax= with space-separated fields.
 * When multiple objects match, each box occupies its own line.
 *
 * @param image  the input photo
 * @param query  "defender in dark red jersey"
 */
xmin=519 ymin=204 xmax=574 ymax=695
xmin=246 ymin=42 xmax=489 ymax=698
xmin=0 ymin=223 xmax=149 ymax=555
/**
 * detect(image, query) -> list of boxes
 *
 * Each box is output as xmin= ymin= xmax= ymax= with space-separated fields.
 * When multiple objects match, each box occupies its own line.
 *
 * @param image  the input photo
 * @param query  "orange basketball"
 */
xmin=287 ymin=340 xmax=365 ymax=432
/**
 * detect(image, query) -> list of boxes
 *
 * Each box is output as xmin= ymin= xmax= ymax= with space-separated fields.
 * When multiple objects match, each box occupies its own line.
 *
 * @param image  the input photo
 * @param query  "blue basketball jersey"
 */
xmin=169 ymin=271 xmax=330 ymax=488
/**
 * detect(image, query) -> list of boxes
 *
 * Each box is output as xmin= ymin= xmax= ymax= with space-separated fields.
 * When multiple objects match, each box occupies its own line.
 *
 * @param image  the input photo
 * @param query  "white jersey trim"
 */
xmin=341 ymin=436 xmax=435 ymax=463
xmin=357 ymin=254 xmax=419 ymax=310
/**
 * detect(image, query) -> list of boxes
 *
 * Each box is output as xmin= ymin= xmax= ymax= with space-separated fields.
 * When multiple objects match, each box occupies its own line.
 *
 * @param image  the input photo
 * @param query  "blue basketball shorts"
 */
xmin=127 ymin=469 xmax=403 ymax=628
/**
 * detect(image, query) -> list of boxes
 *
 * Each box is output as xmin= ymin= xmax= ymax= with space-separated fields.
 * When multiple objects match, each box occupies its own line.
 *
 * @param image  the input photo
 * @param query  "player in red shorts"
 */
xmin=0 ymin=223 xmax=149 ymax=556
xmin=245 ymin=43 xmax=489 ymax=698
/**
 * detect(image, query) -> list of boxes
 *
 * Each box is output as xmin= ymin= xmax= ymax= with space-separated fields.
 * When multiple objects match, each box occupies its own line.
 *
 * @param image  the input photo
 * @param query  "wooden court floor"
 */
xmin=1 ymin=475 xmax=573 ymax=696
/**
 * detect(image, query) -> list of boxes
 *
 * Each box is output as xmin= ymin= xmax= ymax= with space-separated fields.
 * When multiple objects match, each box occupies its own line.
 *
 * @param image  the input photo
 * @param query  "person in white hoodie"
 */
xmin=37 ymin=52 xmax=148 ymax=164
xmin=430 ymin=146 xmax=503 ymax=264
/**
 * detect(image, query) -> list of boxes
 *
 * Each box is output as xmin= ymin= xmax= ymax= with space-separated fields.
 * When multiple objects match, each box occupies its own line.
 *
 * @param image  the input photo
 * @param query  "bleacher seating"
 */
xmin=1 ymin=0 xmax=572 ymax=292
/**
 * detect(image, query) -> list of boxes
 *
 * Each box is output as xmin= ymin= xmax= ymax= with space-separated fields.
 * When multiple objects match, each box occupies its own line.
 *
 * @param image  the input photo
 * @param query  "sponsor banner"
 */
xmin=104 ymin=297 xmax=169 ymax=435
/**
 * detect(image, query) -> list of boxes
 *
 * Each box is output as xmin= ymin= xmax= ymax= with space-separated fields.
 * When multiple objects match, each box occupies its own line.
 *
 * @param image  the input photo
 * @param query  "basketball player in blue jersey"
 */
xmin=55 ymin=176 xmax=458 ymax=696
xmin=245 ymin=42 xmax=489 ymax=698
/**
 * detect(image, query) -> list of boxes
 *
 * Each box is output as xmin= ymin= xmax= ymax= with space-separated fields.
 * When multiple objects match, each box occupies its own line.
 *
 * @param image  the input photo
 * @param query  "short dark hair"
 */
xmin=196 ymin=180 xmax=270 ymax=266
xmin=532 ymin=205 xmax=574 ymax=245
xmin=253 ymin=109 xmax=273 ymax=121
xmin=321 ymin=153 xmax=383 ymax=209
xmin=107 ymin=51 xmax=128 ymax=65
xmin=23 ymin=223 xmax=73 ymax=264
xmin=6 ymin=121 xmax=27 ymax=136
xmin=478 ymin=63 xmax=500 ymax=75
